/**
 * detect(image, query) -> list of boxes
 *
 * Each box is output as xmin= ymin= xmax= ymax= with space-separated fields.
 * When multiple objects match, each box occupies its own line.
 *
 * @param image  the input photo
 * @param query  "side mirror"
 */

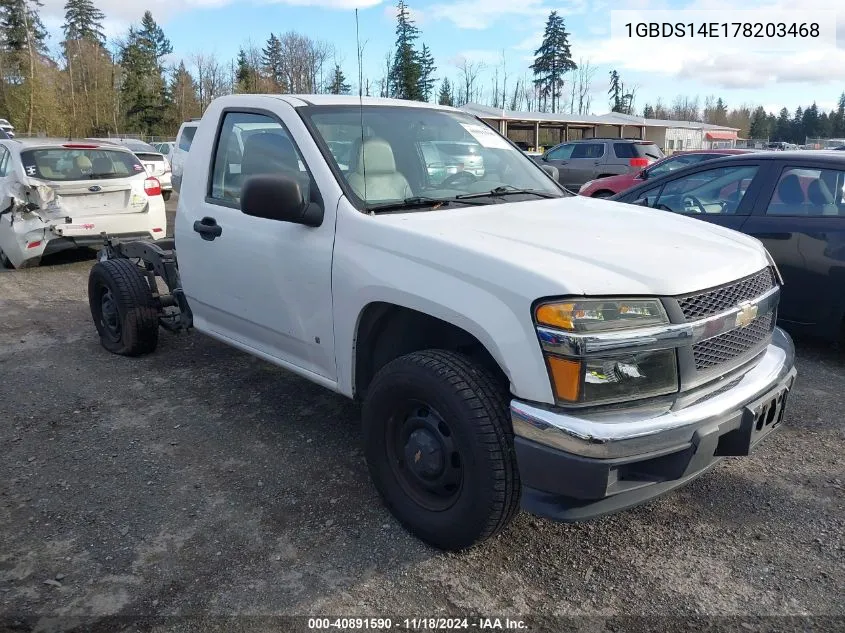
xmin=241 ymin=174 xmax=323 ymax=227
xmin=639 ymin=169 xmax=648 ymax=180
xmin=633 ymin=197 xmax=650 ymax=207
xmin=541 ymin=165 xmax=559 ymax=181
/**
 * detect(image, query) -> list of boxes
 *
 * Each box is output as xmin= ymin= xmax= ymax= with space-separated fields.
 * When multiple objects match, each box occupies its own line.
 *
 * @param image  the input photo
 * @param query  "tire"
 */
xmin=0 ymin=247 xmax=13 ymax=269
xmin=592 ymin=190 xmax=614 ymax=199
xmin=162 ymin=191 xmax=172 ymax=202
xmin=362 ymin=350 xmax=520 ymax=550
xmin=88 ymin=258 xmax=159 ymax=356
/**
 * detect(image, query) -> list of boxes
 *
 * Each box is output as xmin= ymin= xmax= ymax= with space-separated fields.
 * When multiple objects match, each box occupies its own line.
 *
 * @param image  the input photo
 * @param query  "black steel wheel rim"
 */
xmin=386 ymin=399 xmax=464 ymax=511
xmin=99 ymin=286 xmax=121 ymax=341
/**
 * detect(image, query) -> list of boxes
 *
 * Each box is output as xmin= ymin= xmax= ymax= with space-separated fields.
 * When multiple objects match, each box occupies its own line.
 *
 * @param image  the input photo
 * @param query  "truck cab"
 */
xmin=87 ymin=95 xmax=797 ymax=551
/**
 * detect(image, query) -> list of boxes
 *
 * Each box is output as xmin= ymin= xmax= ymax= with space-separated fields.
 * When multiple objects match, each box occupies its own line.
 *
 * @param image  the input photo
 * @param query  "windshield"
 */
xmin=303 ymin=106 xmax=563 ymax=209
xmin=21 ymin=148 xmax=145 ymax=181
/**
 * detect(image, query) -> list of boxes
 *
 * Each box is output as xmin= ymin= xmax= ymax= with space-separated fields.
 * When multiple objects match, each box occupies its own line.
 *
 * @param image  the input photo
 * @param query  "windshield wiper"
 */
xmin=454 ymin=186 xmax=559 ymax=201
xmin=366 ymin=196 xmax=486 ymax=213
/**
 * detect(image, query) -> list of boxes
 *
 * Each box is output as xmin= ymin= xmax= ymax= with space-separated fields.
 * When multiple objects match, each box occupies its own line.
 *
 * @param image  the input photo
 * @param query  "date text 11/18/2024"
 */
xmin=307 ymin=617 xmax=528 ymax=630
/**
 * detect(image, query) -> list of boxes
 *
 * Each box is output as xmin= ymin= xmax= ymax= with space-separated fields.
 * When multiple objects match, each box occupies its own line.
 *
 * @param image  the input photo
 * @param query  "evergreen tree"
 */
xmin=437 ymin=77 xmax=453 ymax=106
xmin=235 ymin=47 xmax=260 ymax=93
xmin=801 ymin=102 xmax=820 ymax=140
xmin=530 ymin=11 xmax=576 ymax=113
xmin=417 ymin=43 xmax=436 ymax=102
xmin=608 ymin=69 xmax=621 ymax=112
xmin=774 ymin=107 xmax=790 ymax=142
xmin=391 ymin=0 xmax=422 ymax=100
xmin=326 ymin=63 xmax=350 ymax=94
xmin=792 ymin=106 xmax=803 ymax=144
xmin=713 ymin=97 xmax=728 ymax=125
xmin=62 ymin=0 xmax=104 ymax=44
xmin=169 ymin=60 xmax=200 ymax=123
xmin=833 ymin=92 xmax=845 ymax=137
xmin=748 ymin=106 xmax=769 ymax=139
xmin=262 ymin=33 xmax=284 ymax=91
xmin=0 ymin=0 xmax=48 ymax=54
xmin=119 ymin=12 xmax=171 ymax=134
xmin=642 ymin=103 xmax=655 ymax=119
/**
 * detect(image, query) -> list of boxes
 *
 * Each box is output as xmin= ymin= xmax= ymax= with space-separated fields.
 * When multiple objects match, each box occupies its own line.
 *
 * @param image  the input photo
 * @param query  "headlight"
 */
xmin=545 ymin=349 xmax=679 ymax=405
xmin=535 ymin=299 xmax=668 ymax=332
xmin=536 ymin=298 xmax=677 ymax=405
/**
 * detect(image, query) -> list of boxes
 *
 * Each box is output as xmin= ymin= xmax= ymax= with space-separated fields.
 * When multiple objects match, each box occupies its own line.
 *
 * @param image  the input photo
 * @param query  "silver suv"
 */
xmin=538 ymin=138 xmax=663 ymax=191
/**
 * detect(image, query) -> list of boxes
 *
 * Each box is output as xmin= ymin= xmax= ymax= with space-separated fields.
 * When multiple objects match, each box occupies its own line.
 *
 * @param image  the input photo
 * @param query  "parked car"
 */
xmin=90 ymin=138 xmax=173 ymax=201
xmin=0 ymin=118 xmax=15 ymax=138
xmin=537 ymin=138 xmax=664 ymax=191
xmin=171 ymin=120 xmax=199 ymax=192
xmin=0 ymin=128 xmax=9 ymax=140
xmin=0 ymin=139 xmax=166 ymax=268
xmin=579 ymin=149 xmax=756 ymax=198
xmin=612 ymin=150 xmax=845 ymax=341
xmin=85 ymin=94 xmax=795 ymax=551
xmin=153 ymin=141 xmax=175 ymax=162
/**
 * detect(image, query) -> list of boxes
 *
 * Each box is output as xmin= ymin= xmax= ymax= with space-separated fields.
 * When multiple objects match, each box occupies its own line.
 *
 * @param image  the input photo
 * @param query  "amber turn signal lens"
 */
xmin=536 ymin=303 xmax=576 ymax=330
xmin=546 ymin=356 xmax=582 ymax=402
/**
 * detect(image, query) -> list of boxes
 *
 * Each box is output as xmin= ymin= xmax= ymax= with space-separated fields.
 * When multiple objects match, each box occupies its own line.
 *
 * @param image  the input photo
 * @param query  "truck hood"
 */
xmin=375 ymin=196 xmax=771 ymax=297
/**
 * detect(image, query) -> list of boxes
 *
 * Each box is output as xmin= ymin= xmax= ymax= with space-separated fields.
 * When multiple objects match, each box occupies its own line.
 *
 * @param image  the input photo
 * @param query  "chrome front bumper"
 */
xmin=512 ymin=327 xmax=796 ymax=460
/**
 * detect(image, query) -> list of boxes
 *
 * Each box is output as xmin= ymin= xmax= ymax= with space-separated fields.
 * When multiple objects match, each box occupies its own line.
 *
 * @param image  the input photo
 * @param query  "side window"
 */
xmin=178 ymin=126 xmax=197 ymax=152
xmin=667 ymin=140 xmax=675 ymax=150
xmin=677 ymin=140 xmax=684 ymax=150
xmin=651 ymin=165 xmax=759 ymax=215
xmin=571 ymin=143 xmax=604 ymax=159
xmin=546 ymin=144 xmax=574 ymax=160
xmin=0 ymin=147 xmax=9 ymax=176
xmin=766 ymin=166 xmax=845 ymax=217
xmin=209 ymin=111 xmax=311 ymax=209
xmin=630 ymin=184 xmax=663 ymax=207
xmin=648 ymin=154 xmax=713 ymax=178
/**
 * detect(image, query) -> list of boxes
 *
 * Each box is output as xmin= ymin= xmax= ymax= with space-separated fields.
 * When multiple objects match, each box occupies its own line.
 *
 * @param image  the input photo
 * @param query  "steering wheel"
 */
xmin=682 ymin=195 xmax=707 ymax=214
xmin=441 ymin=171 xmax=478 ymax=188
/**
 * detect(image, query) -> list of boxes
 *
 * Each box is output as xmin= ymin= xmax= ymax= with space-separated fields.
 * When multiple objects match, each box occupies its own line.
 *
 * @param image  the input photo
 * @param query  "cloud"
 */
xmin=429 ymin=0 xmax=586 ymax=31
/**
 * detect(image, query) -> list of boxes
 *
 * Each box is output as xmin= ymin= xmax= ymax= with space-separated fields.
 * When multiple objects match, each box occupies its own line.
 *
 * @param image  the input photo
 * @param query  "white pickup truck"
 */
xmin=87 ymin=95 xmax=797 ymax=551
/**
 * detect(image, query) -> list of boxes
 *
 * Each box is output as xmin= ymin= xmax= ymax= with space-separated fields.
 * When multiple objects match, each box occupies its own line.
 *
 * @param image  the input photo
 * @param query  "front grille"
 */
xmin=693 ymin=312 xmax=774 ymax=371
xmin=678 ymin=268 xmax=776 ymax=321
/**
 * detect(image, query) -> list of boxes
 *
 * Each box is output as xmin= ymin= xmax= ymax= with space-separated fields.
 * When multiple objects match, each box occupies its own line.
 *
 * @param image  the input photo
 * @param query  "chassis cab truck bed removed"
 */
xmin=88 ymin=95 xmax=797 ymax=550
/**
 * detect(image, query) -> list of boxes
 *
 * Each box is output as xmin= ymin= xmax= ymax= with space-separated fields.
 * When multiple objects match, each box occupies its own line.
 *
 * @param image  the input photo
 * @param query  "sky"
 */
xmin=37 ymin=0 xmax=845 ymax=116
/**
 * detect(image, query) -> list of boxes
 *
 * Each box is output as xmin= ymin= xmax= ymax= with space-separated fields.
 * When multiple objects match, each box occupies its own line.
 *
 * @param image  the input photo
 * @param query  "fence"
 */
xmin=736 ymin=138 xmax=769 ymax=149
xmin=804 ymin=137 xmax=845 ymax=150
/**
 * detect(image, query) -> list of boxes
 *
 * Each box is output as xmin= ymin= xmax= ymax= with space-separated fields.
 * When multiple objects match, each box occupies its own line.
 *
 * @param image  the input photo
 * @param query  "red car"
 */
xmin=578 ymin=149 xmax=756 ymax=198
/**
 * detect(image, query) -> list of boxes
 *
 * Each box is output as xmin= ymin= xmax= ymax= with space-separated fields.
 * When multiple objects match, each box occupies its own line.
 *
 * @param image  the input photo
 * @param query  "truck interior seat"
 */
xmin=347 ymin=138 xmax=412 ymax=203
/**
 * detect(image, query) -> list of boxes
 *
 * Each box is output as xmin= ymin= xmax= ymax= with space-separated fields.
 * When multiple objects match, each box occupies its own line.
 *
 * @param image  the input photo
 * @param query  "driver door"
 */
xmin=638 ymin=162 xmax=768 ymax=233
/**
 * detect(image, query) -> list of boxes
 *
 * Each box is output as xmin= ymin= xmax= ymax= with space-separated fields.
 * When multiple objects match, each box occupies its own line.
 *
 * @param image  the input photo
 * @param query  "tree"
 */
xmin=531 ymin=11 xmax=576 ymax=113
xmin=801 ymin=102 xmax=820 ymax=141
xmin=235 ymin=47 xmax=260 ymax=93
xmin=749 ymin=106 xmax=769 ymax=139
xmin=832 ymin=92 xmax=845 ymax=137
xmin=62 ymin=0 xmax=104 ymax=44
xmin=417 ymin=43 xmax=436 ymax=102
xmin=773 ymin=107 xmax=790 ymax=142
xmin=792 ymin=106 xmax=804 ymax=144
xmin=608 ymin=69 xmax=621 ymax=112
xmin=642 ymin=104 xmax=655 ymax=118
xmin=119 ymin=12 xmax=172 ymax=134
xmin=391 ymin=0 xmax=422 ymax=100
xmin=169 ymin=60 xmax=200 ymax=123
xmin=455 ymin=57 xmax=482 ymax=106
xmin=326 ymin=63 xmax=350 ymax=94
xmin=262 ymin=33 xmax=285 ymax=92
xmin=437 ymin=77 xmax=453 ymax=106
xmin=0 ymin=0 xmax=49 ymax=133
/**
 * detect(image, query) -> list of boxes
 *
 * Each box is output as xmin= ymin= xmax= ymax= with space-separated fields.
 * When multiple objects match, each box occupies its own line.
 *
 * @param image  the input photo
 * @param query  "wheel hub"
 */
xmin=100 ymin=289 xmax=120 ymax=338
xmin=404 ymin=428 xmax=444 ymax=479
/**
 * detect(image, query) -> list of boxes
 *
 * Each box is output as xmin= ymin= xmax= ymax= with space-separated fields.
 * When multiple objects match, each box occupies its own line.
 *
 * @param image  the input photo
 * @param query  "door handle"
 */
xmin=193 ymin=216 xmax=222 ymax=241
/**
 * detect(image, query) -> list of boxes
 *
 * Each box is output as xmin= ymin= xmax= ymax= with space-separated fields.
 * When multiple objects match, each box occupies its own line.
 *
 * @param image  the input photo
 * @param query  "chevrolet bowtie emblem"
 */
xmin=735 ymin=302 xmax=758 ymax=328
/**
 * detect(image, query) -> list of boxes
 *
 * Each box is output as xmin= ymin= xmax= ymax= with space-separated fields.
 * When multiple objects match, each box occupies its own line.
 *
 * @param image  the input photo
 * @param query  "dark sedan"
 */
xmin=612 ymin=151 xmax=845 ymax=341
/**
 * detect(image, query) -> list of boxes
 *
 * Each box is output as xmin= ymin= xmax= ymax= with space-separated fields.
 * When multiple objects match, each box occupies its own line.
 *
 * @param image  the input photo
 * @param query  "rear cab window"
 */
xmin=178 ymin=125 xmax=198 ymax=152
xmin=20 ymin=148 xmax=145 ymax=181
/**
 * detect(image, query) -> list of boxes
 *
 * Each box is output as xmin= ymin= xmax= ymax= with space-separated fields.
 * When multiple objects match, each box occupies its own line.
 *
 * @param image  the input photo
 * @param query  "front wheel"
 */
xmin=162 ymin=191 xmax=172 ymax=202
xmin=362 ymin=350 xmax=520 ymax=550
xmin=88 ymin=258 xmax=160 ymax=356
xmin=0 ymin=247 xmax=13 ymax=269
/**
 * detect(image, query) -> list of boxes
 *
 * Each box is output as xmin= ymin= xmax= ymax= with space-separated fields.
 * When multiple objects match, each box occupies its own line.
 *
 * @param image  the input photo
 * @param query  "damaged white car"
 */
xmin=0 ymin=139 xmax=167 ymax=269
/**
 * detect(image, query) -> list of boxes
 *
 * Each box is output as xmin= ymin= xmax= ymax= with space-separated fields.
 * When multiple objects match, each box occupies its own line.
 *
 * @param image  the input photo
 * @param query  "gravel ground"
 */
xmin=1 ymin=197 xmax=843 ymax=632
